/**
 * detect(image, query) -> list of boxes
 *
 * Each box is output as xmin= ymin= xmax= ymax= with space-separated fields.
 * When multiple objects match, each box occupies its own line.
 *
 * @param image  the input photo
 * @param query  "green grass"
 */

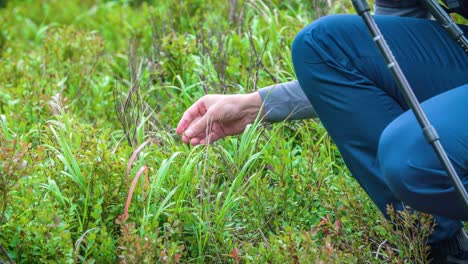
xmin=0 ymin=0 xmax=435 ymax=263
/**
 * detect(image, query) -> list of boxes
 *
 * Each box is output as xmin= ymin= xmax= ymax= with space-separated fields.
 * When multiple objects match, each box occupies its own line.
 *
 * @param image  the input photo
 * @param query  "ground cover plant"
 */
xmin=0 ymin=0 xmax=443 ymax=263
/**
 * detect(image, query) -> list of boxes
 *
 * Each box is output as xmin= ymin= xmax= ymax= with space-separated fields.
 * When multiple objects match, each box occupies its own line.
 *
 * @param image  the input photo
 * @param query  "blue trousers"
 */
xmin=292 ymin=14 xmax=468 ymax=243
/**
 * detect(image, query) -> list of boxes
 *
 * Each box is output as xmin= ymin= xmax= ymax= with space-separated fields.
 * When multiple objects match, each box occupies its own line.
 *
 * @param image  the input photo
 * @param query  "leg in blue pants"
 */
xmin=291 ymin=14 xmax=468 ymax=244
xmin=379 ymin=84 xmax=468 ymax=220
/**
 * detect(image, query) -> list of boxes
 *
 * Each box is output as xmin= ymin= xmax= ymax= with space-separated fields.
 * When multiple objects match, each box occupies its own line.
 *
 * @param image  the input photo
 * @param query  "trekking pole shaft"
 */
xmin=352 ymin=0 xmax=468 ymax=213
xmin=421 ymin=0 xmax=468 ymax=54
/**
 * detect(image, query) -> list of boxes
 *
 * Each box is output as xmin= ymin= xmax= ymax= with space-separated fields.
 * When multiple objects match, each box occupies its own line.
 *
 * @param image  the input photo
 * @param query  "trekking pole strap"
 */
xmin=422 ymin=0 xmax=468 ymax=53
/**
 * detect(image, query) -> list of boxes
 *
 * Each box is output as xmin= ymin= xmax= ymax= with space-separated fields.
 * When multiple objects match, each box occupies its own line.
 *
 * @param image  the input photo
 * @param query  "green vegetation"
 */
xmin=0 ymin=0 xmax=435 ymax=263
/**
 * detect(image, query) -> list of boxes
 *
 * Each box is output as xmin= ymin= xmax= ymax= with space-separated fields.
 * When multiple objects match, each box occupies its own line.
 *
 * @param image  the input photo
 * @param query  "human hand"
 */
xmin=176 ymin=92 xmax=264 ymax=145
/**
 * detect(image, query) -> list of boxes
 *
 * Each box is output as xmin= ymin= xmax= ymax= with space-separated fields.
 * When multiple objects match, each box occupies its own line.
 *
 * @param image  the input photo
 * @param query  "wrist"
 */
xmin=243 ymin=92 xmax=265 ymax=118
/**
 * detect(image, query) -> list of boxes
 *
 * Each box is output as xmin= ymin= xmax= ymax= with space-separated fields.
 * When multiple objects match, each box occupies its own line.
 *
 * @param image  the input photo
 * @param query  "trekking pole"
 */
xmin=351 ymin=0 xmax=468 ymax=213
xmin=420 ymin=0 xmax=468 ymax=53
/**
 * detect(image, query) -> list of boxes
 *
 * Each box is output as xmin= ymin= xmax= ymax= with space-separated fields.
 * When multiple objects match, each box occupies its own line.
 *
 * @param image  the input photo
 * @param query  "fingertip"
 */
xmin=190 ymin=137 xmax=200 ymax=146
xmin=176 ymin=121 xmax=186 ymax=134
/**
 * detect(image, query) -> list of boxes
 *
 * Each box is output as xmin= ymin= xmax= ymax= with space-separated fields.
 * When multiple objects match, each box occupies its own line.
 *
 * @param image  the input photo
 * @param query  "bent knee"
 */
xmin=292 ymin=15 xmax=351 ymax=65
xmin=291 ymin=14 xmax=368 ymax=63
xmin=291 ymin=15 xmax=369 ymax=99
xmin=377 ymin=116 xmax=422 ymax=203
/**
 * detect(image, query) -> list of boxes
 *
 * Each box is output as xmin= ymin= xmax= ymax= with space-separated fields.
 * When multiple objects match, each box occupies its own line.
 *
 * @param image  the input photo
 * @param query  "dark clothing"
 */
xmin=291 ymin=14 xmax=468 ymax=243
xmin=377 ymin=0 xmax=468 ymax=18
xmin=376 ymin=0 xmax=421 ymax=8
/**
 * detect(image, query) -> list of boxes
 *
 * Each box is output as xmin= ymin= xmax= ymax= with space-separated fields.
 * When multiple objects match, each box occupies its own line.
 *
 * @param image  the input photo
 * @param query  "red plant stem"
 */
xmin=126 ymin=139 xmax=156 ymax=182
xmin=121 ymin=166 xmax=148 ymax=222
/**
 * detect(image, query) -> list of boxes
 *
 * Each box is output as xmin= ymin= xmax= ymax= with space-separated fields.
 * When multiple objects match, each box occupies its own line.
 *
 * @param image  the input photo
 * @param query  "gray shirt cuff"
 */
xmin=258 ymin=81 xmax=317 ymax=122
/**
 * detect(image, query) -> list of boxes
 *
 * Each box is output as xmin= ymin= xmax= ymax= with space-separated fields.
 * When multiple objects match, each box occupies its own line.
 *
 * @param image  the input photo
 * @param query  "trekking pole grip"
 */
xmin=352 ymin=0 xmax=370 ymax=15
